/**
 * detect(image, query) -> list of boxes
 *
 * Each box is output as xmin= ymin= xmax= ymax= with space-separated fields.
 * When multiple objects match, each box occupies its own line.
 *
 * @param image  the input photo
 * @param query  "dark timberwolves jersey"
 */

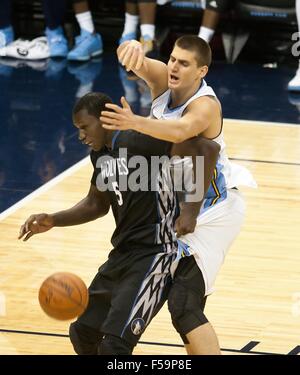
xmin=90 ymin=130 xmax=178 ymax=250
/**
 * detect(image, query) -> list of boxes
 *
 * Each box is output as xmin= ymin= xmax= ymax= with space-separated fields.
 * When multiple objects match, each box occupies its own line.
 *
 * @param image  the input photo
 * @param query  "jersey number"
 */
xmin=112 ymin=181 xmax=123 ymax=206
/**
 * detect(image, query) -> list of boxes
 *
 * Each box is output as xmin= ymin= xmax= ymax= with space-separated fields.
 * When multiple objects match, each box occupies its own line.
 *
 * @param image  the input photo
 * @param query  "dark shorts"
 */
xmin=173 ymin=255 xmax=206 ymax=305
xmin=168 ymin=255 xmax=208 ymax=337
xmin=206 ymin=0 xmax=236 ymax=13
xmin=77 ymin=244 xmax=176 ymax=346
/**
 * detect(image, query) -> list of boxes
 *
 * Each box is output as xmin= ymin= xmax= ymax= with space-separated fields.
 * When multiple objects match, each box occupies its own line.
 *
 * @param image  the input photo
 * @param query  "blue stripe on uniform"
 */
xmin=201 ymin=161 xmax=227 ymax=214
xmin=111 ymin=130 xmax=121 ymax=150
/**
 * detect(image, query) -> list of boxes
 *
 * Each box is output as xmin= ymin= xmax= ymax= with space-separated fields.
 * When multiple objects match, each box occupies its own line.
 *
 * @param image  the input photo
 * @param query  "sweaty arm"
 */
xmin=101 ymin=96 xmax=218 ymax=143
xmin=170 ymin=137 xmax=220 ymax=236
xmin=18 ymin=184 xmax=110 ymax=241
xmin=136 ymin=97 xmax=217 ymax=143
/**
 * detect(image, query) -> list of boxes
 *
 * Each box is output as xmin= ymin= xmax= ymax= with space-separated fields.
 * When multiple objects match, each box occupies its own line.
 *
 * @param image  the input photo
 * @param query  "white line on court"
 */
xmin=225 ymin=118 xmax=299 ymax=127
xmin=0 ymin=156 xmax=90 ymax=222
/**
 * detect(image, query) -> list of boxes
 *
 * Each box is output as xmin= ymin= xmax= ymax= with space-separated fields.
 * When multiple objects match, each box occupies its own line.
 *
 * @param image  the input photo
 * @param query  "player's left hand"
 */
xmin=100 ymin=96 xmax=138 ymax=131
xmin=175 ymin=212 xmax=197 ymax=237
xmin=117 ymin=40 xmax=148 ymax=72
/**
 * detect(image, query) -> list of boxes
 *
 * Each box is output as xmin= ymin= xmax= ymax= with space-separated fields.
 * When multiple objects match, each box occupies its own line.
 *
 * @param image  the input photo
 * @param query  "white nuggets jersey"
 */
xmin=150 ymin=79 xmax=257 ymax=215
xmin=151 ymin=79 xmax=257 ymax=295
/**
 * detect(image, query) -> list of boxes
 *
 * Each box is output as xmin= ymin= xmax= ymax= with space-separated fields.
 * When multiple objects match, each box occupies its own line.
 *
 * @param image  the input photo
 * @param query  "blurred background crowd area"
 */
xmin=0 ymin=0 xmax=299 ymax=213
xmin=4 ymin=0 xmax=298 ymax=65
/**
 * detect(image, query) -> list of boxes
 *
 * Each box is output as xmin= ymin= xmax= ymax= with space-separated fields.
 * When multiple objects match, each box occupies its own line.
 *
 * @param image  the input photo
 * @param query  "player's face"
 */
xmin=73 ymin=109 xmax=106 ymax=151
xmin=167 ymin=46 xmax=207 ymax=91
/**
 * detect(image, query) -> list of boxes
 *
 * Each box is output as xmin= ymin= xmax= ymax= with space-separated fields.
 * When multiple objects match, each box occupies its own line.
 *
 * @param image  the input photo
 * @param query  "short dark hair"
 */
xmin=175 ymin=35 xmax=212 ymax=67
xmin=73 ymin=92 xmax=113 ymax=118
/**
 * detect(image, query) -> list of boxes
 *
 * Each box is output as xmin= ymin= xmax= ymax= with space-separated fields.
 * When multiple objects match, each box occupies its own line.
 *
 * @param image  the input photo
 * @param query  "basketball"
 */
xmin=38 ymin=272 xmax=89 ymax=320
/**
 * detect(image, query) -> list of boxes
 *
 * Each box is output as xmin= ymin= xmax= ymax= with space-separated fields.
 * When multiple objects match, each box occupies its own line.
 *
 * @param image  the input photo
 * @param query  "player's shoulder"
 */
xmin=117 ymin=130 xmax=172 ymax=157
xmin=192 ymin=94 xmax=220 ymax=106
xmin=187 ymin=95 xmax=221 ymax=114
xmin=90 ymin=147 xmax=110 ymax=167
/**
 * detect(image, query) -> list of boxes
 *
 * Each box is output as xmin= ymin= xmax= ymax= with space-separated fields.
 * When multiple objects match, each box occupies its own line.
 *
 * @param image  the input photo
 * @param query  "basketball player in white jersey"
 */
xmin=100 ymin=35 xmax=256 ymax=354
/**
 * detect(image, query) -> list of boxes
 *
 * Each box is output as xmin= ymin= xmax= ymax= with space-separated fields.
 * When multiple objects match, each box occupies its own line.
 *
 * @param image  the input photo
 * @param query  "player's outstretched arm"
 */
xmin=101 ymin=96 xmax=194 ymax=143
xmin=18 ymin=185 xmax=110 ymax=241
xmin=171 ymin=137 xmax=220 ymax=236
xmin=101 ymin=96 xmax=218 ymax=143
xmin=117 ymin=40 xmax=168 ymax=99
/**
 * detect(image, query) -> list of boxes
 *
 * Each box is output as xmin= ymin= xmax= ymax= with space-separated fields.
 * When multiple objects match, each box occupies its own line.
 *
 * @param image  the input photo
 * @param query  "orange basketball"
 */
xmin=38 ymin=272 xmax=89 ymax=320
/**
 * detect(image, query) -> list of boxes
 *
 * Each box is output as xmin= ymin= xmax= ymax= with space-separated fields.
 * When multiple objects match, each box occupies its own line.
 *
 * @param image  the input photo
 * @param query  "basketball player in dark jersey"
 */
xmin=18 ymin=92 xmax=219 ymax=355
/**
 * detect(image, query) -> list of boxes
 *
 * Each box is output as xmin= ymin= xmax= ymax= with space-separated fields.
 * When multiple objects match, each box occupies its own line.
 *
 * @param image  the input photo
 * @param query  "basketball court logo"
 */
xmin=131 ymin=318 xmax=145 ymax=335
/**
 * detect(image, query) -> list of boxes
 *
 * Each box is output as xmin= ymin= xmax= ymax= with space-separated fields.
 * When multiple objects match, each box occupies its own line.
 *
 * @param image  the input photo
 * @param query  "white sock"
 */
xmin=122 ymin=13 xmax=139 ymax=36
xmin=198 ymin=26 xmax=215 ymax=43
xmin=140 ymin=24 xmax=155 ymax=40
xmin=76 ymin=11 xmax=94 ymax=34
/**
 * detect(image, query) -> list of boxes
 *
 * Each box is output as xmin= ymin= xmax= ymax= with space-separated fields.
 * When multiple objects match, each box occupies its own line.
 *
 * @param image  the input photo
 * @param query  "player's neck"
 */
xmin=104 ymin=130 xmax=114 ymax=149
xmin=170 ymin=79 xmax=202 ymax=108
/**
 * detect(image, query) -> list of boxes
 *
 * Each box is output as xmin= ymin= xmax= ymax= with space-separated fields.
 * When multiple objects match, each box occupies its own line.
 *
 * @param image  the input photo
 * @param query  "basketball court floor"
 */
xmin=0 ymin=52 xmax=299 ymax=355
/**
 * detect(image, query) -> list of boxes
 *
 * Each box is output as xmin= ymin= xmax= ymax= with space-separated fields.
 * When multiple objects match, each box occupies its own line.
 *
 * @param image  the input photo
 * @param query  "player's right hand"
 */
xmin=117 ymin=40 xmax=148 ymax=72
xmin=175 ymin=213 xmax=197 ymax=237
xmin=18 ymin=213 xmax=54 ymax=241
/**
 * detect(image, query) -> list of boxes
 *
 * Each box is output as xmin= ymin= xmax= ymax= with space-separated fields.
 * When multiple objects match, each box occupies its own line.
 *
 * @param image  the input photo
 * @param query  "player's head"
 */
xmin=72 ymin=92 xmax=113 ymax=151
xmin=175 ymin=35 xmax=212 ymax=68
xmin=167 ymin=35 xmax=211 ymax=90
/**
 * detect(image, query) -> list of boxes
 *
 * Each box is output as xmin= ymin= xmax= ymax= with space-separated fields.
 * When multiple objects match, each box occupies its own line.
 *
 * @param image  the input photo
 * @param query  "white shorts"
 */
xmin=179 ymin=189 xmax=246 ymax=296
